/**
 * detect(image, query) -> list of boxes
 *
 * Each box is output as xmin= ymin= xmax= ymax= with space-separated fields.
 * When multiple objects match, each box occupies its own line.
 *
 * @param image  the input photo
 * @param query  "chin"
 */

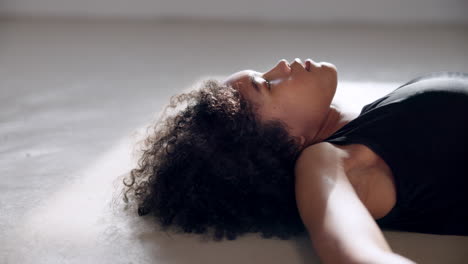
xmin=320 ymin=61 xmax=337 ymax=71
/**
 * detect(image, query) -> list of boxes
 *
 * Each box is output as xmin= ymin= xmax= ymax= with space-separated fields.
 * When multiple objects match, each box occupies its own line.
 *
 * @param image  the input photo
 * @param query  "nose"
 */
xmin=278 ymin=59 xmax=290 ymax=67
xmin=264 ymin=59 xmax=291 ymax=79
xmin=275 ymin=59 xmax=291 ymax=73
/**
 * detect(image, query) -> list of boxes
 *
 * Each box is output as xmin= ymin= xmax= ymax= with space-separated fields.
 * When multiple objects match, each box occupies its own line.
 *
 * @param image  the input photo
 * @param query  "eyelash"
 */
xmin=252 ymin=75 xmax=271 ymax=91
xmin=263 ymin=78 xmax=271 ymax=90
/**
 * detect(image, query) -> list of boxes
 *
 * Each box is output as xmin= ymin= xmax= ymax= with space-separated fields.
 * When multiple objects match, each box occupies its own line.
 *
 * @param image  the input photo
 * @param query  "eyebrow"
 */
xmin=249 ymin=73 xmax=261 ymax=94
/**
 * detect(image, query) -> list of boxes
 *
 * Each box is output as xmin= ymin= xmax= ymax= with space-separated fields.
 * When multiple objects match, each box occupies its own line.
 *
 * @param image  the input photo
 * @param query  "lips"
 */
xmin=290 ymin=58 xmax=306 ymax=71
xmin=305 ymin=60 xmax=311 ymax=71
xmin=288 ymin=58 xmax=320 ymax=72
xmin=305 ymin=59 xmax=320 ymax=72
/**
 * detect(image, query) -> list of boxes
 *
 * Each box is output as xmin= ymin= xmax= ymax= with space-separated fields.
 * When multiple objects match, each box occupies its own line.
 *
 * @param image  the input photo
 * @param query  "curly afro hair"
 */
xmin=121 ymin=78 xmax=308 ymax=241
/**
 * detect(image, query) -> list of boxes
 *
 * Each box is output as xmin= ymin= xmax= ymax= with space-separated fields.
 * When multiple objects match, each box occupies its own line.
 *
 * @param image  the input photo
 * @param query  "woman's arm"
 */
xmin=294 ymin=143 xmax=417 ymax=264
xmin=376 ymin=252 xmax=417 ymax=264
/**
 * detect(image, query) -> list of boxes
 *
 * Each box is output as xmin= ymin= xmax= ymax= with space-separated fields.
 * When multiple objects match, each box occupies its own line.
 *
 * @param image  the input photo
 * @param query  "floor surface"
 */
xmin=1 ymin=19 xmax=468 ymax=263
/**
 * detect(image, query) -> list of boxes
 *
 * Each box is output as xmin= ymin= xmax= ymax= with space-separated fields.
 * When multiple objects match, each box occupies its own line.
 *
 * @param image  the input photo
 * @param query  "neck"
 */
xmin=306 ymin=105 xmax=355 ymax=146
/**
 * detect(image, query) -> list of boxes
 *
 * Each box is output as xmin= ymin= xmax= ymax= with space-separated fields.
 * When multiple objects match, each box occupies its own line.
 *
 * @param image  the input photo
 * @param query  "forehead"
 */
xmin=223 ymin=69 xmax=263 ymax=111
xmin=223 ymin=70 xmax=253 ymax=90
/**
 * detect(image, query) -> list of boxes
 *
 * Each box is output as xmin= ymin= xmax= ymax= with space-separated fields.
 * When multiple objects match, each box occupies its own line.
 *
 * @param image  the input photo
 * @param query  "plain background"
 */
xmin=1 ymin=1 xmax=468 ymax=263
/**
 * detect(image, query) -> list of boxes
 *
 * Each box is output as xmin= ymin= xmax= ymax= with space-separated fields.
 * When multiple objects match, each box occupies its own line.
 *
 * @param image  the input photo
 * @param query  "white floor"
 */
xmin=1 ymin=18 xmax=468 ymax=264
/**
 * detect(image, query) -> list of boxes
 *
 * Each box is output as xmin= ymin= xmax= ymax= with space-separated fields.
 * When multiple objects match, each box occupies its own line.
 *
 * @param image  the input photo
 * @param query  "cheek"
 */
xmin=318 ymin=70 xmax=337 ymax=93
xmin=276 ymin=98 xmax=310 ymax=120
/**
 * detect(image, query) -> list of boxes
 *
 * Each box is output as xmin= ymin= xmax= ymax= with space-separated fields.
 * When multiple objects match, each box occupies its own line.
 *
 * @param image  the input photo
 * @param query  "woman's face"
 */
xmin=223 ymin=58 xmax=338 ymax=147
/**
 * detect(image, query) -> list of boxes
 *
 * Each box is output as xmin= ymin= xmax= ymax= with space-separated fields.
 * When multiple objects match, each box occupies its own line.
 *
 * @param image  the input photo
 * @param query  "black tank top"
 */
xmin=323 ymin=71 xmax=468 ymax=236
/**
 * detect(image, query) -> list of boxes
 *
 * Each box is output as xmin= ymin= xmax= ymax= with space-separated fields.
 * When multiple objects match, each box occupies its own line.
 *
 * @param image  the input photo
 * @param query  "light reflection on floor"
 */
xmin=2 ymin=20 xmax=468 ymax=264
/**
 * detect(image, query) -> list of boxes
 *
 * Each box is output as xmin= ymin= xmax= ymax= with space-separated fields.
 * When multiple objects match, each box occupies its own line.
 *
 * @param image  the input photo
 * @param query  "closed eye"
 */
xmin=249 ymin=74 xmax=261 ymax=93
xmin=251 ymin=74 xmax=271 ymax=91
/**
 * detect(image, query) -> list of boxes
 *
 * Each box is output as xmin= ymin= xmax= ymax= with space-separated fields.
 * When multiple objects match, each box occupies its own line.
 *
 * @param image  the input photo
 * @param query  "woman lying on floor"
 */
xmin=120 ymin=58 xmax=468 ymax=264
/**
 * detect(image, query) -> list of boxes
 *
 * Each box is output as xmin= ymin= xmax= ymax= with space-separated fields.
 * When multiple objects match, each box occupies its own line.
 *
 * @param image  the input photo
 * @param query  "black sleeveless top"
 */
xmin=323 ymin=72 xmax=468 ymax=236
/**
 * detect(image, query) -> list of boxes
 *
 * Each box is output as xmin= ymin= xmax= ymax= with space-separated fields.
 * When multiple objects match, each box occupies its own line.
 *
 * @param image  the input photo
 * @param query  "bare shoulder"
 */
xmin=299 ymin=141 xmax=345 ymax=154
xmin=295 ymin=142 xmax=351 ymax=175
xmin=293 ymin=142 xmax=393 ymax=263
xmin=294 ymin=142 xmax=351 ymax=200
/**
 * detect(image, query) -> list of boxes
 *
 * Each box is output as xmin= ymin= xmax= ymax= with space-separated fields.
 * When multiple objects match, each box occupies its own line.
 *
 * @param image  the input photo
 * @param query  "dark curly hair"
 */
xmin=120 ymin=78 xmax=308 ymax=241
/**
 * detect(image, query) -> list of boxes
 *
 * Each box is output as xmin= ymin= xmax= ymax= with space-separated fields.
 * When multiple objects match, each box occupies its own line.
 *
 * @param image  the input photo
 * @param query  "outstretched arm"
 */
xmin=294 ymin=144 xmax=416 ymax=264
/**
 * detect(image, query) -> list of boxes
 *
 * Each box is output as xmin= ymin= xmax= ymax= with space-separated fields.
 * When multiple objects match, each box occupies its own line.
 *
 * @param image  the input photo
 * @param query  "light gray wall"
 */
xmin=1 ymin=0 xmax=467 ymax=25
